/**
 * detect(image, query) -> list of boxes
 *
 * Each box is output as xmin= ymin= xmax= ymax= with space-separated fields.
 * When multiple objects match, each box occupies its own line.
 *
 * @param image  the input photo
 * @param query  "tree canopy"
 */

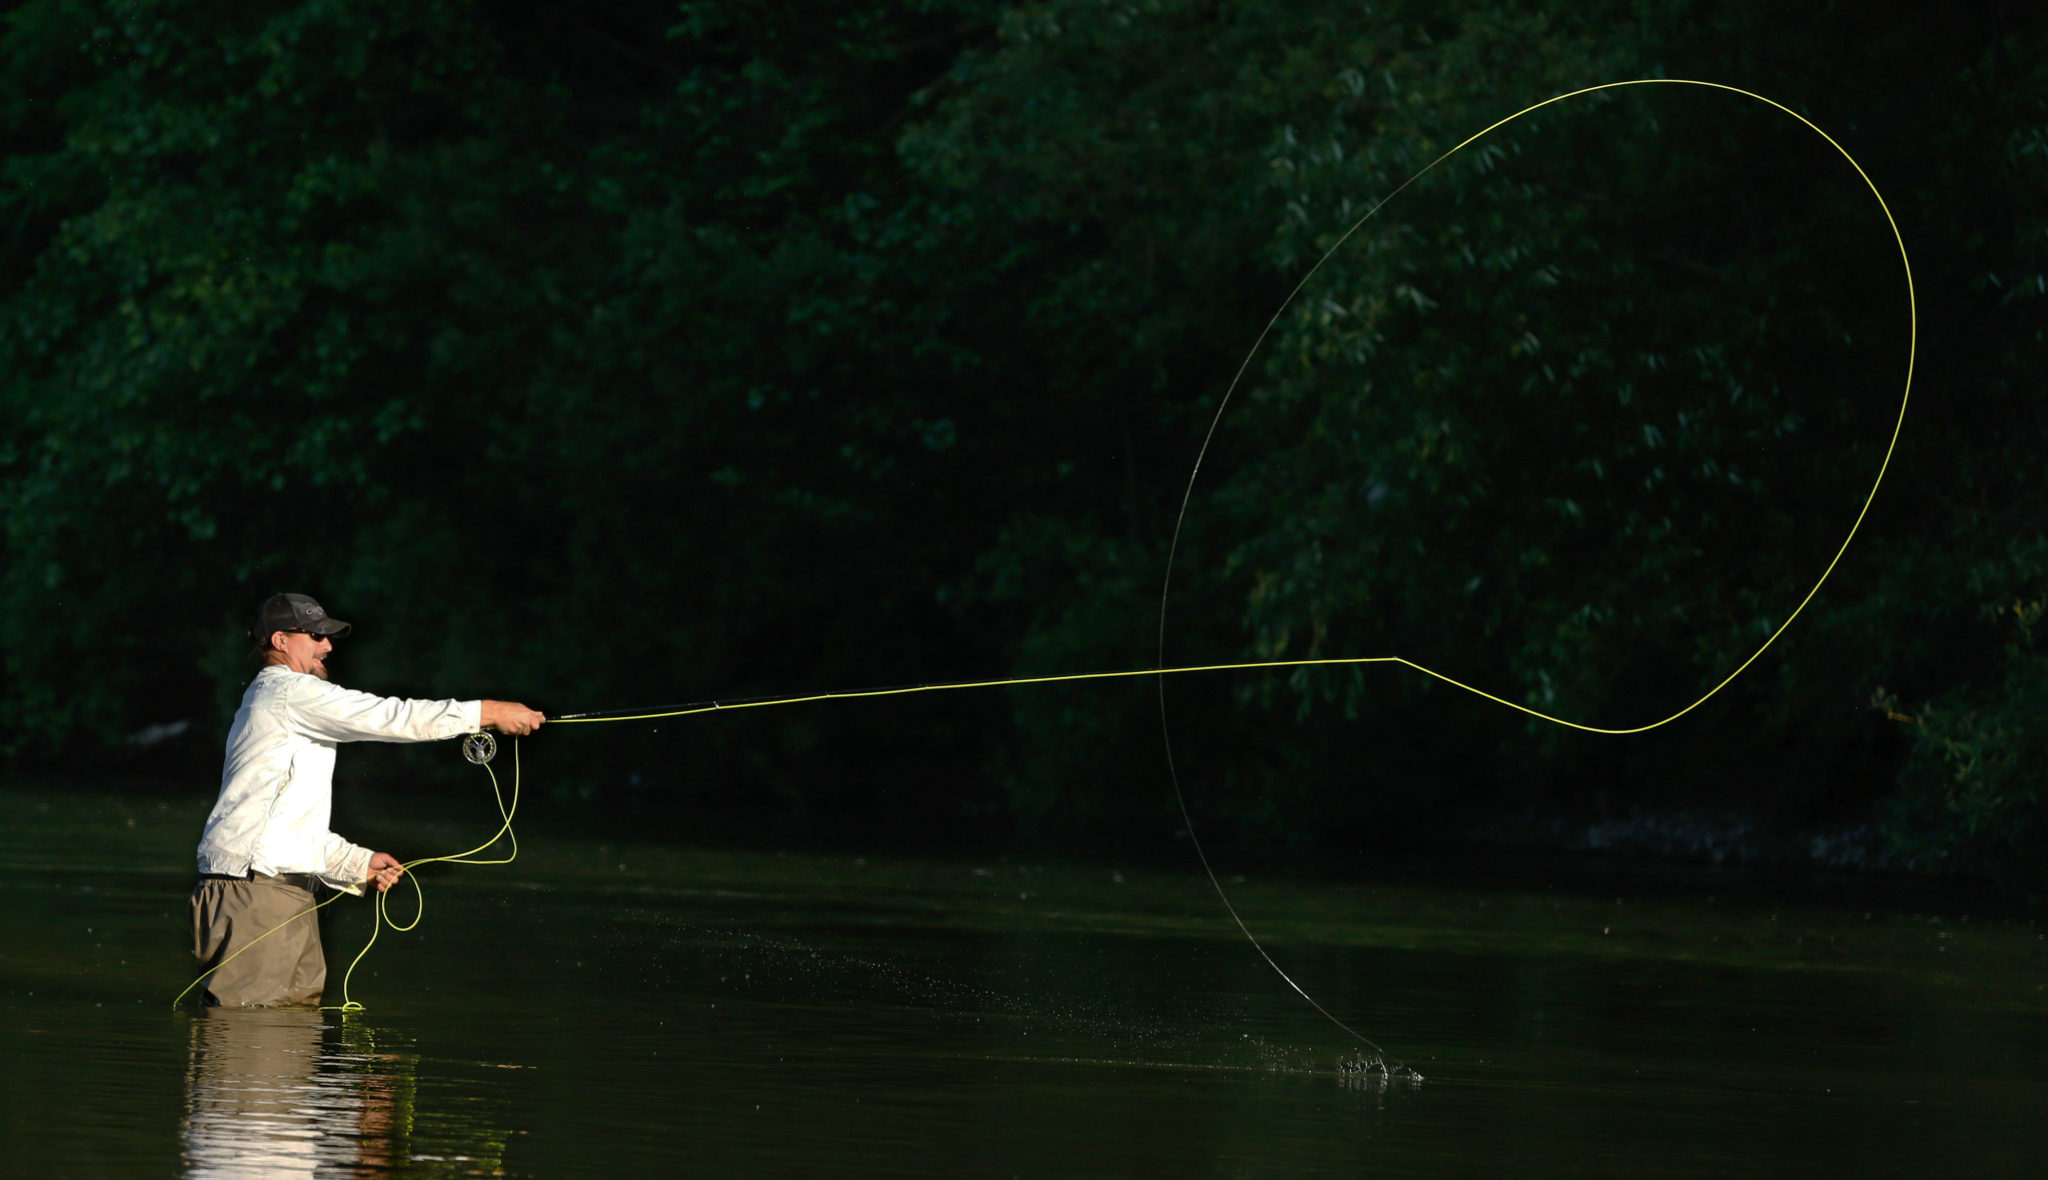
xmin=4 ymin=0 xmax=2043 ymax=875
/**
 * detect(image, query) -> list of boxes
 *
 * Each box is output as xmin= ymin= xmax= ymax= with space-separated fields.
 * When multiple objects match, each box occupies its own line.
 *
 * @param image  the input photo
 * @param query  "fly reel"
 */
xmin=461 ymin=731 xmax=498 ymax=765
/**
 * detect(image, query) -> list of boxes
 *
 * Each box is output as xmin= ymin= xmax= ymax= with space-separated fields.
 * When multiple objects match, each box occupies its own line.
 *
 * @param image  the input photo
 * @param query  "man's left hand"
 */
xmin=368 ymin=852 xmax=405 ymax=892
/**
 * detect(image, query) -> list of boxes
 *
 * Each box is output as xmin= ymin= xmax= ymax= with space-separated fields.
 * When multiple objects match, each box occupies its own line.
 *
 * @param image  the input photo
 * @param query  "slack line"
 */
xmin=179 ymin=82 xmax=1913 ymax=1078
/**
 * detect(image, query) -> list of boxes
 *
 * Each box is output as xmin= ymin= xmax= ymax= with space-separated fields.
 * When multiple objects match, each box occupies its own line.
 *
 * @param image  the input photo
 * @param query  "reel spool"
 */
xmin=461 ymin=731 xmax=498 ymax=765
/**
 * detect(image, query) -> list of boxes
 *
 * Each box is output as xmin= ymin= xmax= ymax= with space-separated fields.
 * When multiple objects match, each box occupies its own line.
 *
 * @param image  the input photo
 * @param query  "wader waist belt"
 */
xmin=200 ymin=870 xmax=320 ymax=890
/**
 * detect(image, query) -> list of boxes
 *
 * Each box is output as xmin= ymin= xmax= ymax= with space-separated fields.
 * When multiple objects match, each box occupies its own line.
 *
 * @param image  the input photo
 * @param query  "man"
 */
xmin=190 ymin=592 xmax=545 ymax=1006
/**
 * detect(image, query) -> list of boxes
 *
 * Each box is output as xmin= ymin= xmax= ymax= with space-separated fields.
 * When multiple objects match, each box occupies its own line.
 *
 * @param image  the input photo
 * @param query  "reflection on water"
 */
xmin=180 ymin=1008 xmax=515 ymax=1177
xmin=5 ymin=788 xmax=2046 ymax=1176
xmin=182 ymin=1008 xmax=426 ymax=1177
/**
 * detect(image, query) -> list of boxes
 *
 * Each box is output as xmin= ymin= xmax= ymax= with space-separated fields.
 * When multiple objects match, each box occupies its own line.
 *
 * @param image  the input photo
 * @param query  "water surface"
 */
xmin=3 ymin=788 xmax=2042 ymax=1175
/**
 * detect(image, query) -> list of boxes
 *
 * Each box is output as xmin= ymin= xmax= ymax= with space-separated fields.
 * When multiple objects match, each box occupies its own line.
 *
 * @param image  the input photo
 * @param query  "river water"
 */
xmin=3 ymin=786 xmax=2042 ymax=1176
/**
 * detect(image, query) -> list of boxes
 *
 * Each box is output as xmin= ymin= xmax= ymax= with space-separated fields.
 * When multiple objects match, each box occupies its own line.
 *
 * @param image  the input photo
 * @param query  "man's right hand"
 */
xmin=482 ymin=700 xmax=546 ymax=735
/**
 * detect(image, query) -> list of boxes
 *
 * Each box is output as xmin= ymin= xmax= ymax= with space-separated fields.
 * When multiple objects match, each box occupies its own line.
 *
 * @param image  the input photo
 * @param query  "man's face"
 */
xmin=273 ymin=630 xmax=334 ymax=680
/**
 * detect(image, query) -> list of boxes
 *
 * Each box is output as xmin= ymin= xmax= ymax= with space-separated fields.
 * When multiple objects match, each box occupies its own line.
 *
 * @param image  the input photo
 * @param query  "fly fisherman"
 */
xmin=190 ymin=593 xmax=545 ymax=1006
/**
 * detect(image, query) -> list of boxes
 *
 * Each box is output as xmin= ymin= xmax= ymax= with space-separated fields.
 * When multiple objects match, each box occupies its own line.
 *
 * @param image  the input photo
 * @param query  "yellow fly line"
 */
xmin=543 ymin=81 xmax=1915 ymax=1065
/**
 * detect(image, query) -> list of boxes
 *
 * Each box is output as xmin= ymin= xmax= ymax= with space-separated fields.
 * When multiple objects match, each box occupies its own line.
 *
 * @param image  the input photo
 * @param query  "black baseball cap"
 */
xmin=252 ymin=593 xmax=352 ymax=641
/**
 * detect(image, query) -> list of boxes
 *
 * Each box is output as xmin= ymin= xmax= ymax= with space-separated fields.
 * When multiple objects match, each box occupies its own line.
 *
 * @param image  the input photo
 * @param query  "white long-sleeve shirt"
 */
xmin=196 ymin=665 xmax=482 ymax=894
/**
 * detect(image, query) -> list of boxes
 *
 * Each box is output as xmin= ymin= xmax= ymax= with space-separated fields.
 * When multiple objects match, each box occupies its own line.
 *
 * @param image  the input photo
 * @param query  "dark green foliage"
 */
xmin=3 ymin=0 xmax=2044 ymax=876
xmin=1875 ymin=547 xmax=2048 ymax=871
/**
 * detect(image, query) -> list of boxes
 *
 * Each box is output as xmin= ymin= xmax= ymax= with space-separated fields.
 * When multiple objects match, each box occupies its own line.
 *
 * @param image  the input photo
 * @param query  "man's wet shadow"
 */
xmin=180 ymin=1007 xmax=413 ymax=1178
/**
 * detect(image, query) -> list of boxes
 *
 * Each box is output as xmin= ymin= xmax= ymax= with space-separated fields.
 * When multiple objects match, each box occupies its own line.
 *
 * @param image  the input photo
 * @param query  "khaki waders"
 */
xmin=189 ymin=872 xmax=327 ymax=1007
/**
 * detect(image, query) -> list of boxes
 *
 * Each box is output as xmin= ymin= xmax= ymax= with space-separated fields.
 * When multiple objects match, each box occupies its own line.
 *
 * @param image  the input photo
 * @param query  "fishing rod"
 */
xmin=545 ymin=653 xmax=1686 ymax=734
